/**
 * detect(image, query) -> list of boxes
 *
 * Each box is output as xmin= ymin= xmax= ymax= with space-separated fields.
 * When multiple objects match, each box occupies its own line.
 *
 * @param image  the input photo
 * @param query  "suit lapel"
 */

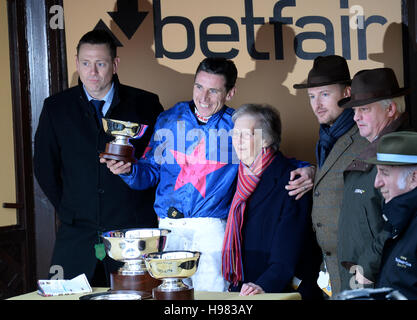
xmin=314 ymin=125 xmax=356 ymax=187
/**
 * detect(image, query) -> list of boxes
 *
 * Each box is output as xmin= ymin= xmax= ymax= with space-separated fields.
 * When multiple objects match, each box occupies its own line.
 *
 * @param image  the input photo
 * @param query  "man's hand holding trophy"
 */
xmin=100 ymin=118 xmax=148 ymax=164
xmin=98 ymin=118 xmax=202 ymax=300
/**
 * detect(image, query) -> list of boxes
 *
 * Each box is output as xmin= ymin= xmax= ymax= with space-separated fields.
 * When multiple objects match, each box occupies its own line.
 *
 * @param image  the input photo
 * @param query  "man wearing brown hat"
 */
xmin=365 ymin=131 xmax=417 ymax=299
xmin=291 ymin=55 xmax=368 ymax=296
xmin=337 ymin=67 xmax=413 ymax=292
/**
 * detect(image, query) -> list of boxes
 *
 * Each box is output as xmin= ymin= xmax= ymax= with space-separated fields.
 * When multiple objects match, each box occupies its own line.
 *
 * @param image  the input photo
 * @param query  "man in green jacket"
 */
xmin=291 ymin=55 xmax=368 ymax=296
xmin=337 ymin=68 xmax=412 ymax=291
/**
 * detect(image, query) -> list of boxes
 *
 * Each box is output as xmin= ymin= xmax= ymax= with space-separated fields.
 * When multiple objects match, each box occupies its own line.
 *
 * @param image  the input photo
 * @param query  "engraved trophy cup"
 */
xmin=144 ymin=251 xmax=201 ymax=300
xmin=101 ymin=228 xmax=170 ymax=293
xmin=100 ymin=118 xmax=148 ymax=163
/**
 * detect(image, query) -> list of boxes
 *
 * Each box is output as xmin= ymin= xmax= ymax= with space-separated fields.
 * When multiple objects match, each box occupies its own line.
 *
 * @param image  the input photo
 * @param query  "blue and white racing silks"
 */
xmin=120 ymin=101 xmax=239 ymax=219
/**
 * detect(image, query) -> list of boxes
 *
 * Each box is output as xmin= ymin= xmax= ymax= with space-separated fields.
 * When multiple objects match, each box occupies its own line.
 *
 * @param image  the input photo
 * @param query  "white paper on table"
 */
xmin=37 ymin=274 xmax=92 ymax=297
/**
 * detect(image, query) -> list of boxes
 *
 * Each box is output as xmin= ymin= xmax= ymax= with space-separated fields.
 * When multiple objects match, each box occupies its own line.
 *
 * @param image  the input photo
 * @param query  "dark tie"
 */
xmin=90 ymin=99 xmax=105 ymax=127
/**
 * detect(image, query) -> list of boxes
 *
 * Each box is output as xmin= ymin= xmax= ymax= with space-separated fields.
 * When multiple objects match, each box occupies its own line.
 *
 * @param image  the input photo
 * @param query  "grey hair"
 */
xmin=378 ymin=96 xmax=405 ymax=113
xmin=232 ymin=103 xmax=281 ymax=151
xmin=397 ymin=165 xmax=417 ymax=189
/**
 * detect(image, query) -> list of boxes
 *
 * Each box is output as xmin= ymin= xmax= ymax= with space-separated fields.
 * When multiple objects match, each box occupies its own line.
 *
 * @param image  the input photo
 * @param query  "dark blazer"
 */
xmin=34 ymin=75 xmax=164 ymax=280
xmin=237 ymin=152 xmax=322 ymax=300
xmin=377 ymin=187 xmax=417 ymax=299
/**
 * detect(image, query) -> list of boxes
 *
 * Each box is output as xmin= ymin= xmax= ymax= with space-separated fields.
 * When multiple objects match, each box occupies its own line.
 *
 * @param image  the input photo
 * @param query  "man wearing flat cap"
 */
xmin=365 ymin=131 xmax=417 ymax=299
xmin=337 ymin=67 xmax=413 ymax=292
xmin=291 ymin=55 xmax=368 ymax=296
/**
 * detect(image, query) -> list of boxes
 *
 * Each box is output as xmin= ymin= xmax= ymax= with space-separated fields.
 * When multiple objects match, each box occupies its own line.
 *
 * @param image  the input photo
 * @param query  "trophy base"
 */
xmin=100 ymin=143 xmax=137 ymax=163
xmin=153 ymin=287 xmax=195 ymax=300
xmin=110 ymin=272 xmax=161 ymax=294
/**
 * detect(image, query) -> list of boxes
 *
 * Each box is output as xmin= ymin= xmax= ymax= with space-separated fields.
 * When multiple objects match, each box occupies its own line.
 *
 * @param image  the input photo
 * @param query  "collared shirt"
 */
xmin=83 ymin=83 xmax=115 ymax=116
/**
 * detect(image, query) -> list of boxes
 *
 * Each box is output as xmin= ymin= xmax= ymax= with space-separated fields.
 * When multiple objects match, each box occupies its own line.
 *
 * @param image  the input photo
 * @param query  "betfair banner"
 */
xmin=63 ymin=0 xmax=403 ymax=162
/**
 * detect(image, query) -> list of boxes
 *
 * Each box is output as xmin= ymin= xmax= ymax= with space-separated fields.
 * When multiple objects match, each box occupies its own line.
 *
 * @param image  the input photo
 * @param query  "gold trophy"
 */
xmin=144 ymin=251 xmax=201 ymax=300
xmin=100 ymin=118 xmax=148 ymax=163
xmin=101 ymin=228 xmax=170 ymax=294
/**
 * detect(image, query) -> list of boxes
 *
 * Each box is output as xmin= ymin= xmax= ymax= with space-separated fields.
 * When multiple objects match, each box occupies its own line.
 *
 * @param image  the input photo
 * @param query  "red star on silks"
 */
xmin=141 ymin=145 xmax=152 ymax=159
xmin=170 ymin=138 xmax=227 ymax=198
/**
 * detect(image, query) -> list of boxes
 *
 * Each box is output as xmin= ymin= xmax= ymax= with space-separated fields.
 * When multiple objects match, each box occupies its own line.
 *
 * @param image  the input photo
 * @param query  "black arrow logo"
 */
xmin=108 ymin=0 xmax=148 ymax=39
xmin=94 ymin=20 xmax=123 ymax=47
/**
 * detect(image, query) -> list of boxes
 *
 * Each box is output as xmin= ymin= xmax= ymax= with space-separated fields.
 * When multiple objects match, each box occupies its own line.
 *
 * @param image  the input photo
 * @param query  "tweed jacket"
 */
xmin=311 ymin=124 xmax=369 ymax=295
xmin=338 ymin=113 xmax=413 ymax=291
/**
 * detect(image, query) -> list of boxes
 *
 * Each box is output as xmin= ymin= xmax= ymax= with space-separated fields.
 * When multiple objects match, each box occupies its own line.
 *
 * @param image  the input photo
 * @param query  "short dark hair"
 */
xmin=76 ymin=29 xmax=117 ymax=60
xmin=232 ymin=103 xmax=282 ymax=151
xmin=195 ymin=57 xmax=238 ymax=92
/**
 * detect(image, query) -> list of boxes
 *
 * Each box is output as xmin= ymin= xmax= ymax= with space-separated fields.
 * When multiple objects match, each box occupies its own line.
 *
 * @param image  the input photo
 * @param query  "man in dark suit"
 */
xmin=33 ymin=30 xmax=164 ymax=286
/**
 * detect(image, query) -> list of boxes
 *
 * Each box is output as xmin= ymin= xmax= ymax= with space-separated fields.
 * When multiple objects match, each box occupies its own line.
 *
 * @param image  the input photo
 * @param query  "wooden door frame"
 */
xmin=0 ymin=0 xmax=67 ymax=297
xmin=26 ymin=0 xmax=68 ymax=280
xmin=0 ymin=0 xmax=36 ymax=297
xmin=27 ymin=0 xmax=68 ymax=280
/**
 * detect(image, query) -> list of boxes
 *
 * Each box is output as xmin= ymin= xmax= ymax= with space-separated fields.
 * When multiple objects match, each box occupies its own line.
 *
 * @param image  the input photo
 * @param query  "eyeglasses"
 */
xmin=231 ymin=129 xmax=255 ymax=140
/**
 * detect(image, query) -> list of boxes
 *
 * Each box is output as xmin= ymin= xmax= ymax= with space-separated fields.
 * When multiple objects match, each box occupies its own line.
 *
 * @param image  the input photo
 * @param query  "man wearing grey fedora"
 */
xmin=337 ymin=67 xmax=413 ymax=292
xmin=365 ymin=131 xmax=417 ymax=299
xmin=291 ymin=55 xmax=368 ymax=296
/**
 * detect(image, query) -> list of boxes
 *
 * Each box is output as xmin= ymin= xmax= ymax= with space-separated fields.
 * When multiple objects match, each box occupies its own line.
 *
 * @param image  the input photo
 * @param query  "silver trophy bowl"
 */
xmin=144 ymin=251 xmax=200 ymax=292
xmin=101 ymin=228 xmax=170 ymax=275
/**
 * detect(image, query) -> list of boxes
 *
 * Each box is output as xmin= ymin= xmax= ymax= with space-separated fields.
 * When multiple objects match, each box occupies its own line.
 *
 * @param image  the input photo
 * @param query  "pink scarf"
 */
xmin=222 ymin=147 xmax=275 ymax=286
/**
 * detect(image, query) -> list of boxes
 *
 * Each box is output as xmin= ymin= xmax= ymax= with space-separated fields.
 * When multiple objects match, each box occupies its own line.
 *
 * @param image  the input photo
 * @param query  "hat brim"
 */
xmin=338 ymin=88 xmax=410 ymax=108
xmin=293 ymin=79 xmax=351 ymax=89
xmin=365 ymin=156 xmax=417 ymax=166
